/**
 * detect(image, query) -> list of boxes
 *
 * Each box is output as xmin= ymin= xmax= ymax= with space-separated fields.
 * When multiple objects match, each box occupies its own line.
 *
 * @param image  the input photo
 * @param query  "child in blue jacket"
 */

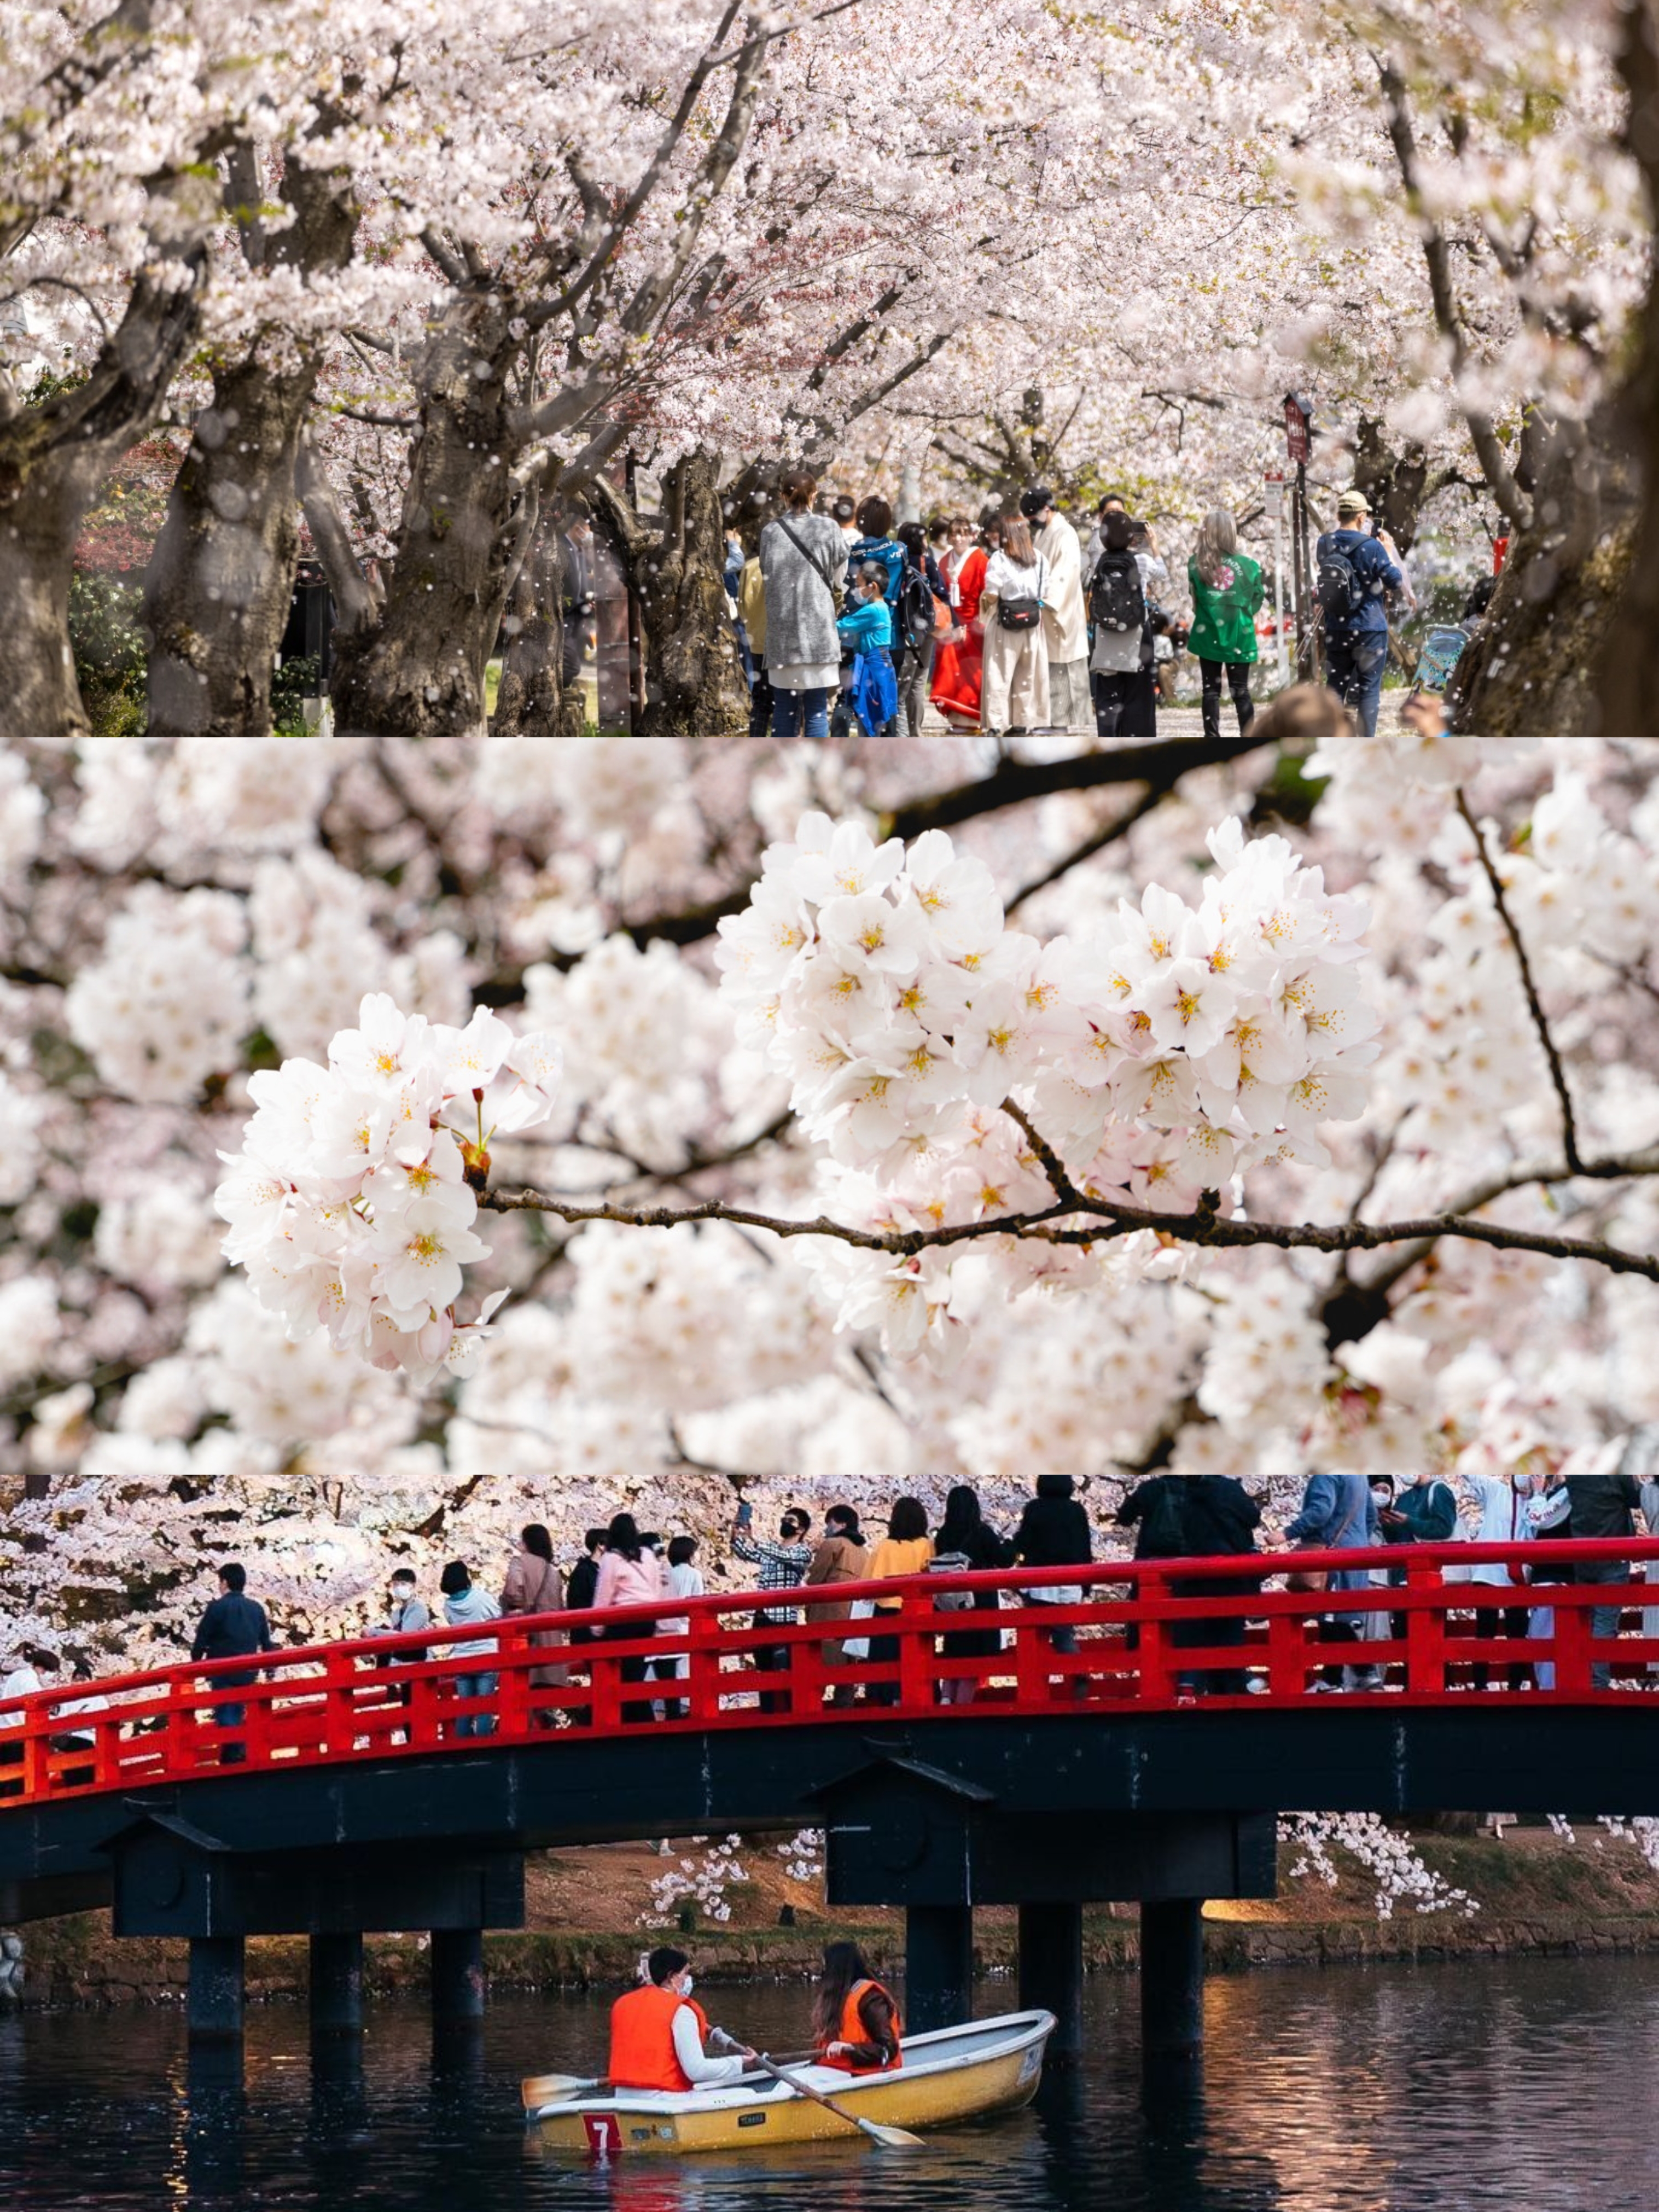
xmin=834 ymin=562 xmax=899 ymax=735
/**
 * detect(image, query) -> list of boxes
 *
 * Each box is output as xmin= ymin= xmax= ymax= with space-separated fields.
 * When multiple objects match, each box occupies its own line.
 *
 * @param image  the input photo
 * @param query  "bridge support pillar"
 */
xmin=905 ymin=1904 xmax=973 ymax=2033
xmin=310 ymin=1930 xmax=364 ymax=2037
xmin=1139 ymin=1898 xmax=1203 ymax=2083
xmin=187 ymin=1935 xmax=245 ymax=2044
xmin=1017 ymin=1901 xmax=1083 ymax=2063
xmin=430 ymin=1927 xmax=486 ymax=2025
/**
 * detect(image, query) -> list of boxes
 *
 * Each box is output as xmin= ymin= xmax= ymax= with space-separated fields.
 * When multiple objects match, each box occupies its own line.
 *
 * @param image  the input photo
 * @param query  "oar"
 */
xmin=521 ymin=2069 xmax=600 ymax=2111
xmin=754 ymin=2051 xmax=924 ymax=2150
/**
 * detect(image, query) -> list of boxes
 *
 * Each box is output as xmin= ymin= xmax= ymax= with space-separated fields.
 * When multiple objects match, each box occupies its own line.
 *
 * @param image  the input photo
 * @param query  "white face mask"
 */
xmin=677 ymin=1973 xmax=695 ymax=1999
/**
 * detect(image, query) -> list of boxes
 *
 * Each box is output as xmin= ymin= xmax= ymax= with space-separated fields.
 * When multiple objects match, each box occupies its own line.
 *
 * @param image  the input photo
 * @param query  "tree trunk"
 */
xmin=1447 ymin=412 xmax=1635 ymax=736
xmin=328 ymin=319 xmax=527 ymax=737
xmin=142 ymin=161 xmax=355 ymax=734
xmin=1352 ymin=418 xmax=1430 ymax=552
xmin=492 ymin=518 xmax=578 ymax=734
xmin=1594 ymin=0 xmax=1659 ymax=737
xmin=590 ymin=448 xmax=745 ymax=735
xmin=0 ymin=270 xmax=202 ymax=736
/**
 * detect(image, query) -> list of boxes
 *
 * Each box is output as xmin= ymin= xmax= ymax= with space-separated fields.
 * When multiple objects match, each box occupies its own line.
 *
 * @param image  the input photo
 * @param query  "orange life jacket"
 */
xmin=819 ymin=1977 xmax=904 ymax=2074
xmin=608 ymin=1983 xmax=711 ymax=2093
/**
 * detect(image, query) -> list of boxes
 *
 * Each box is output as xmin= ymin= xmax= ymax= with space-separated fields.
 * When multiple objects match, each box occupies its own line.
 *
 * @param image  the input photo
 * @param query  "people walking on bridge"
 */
xmin=608 ymin=1947 xmax=755 ymax=2093
xmin=439 ymin=1560 xmax=501 ymax=1738
xmin=655 ymin=1535 xmax=705 ymax=1720
xmin=1283 ymin=1471 xmax=1380 ymax=1691
xmin=0 ymin=1638 xmax=59 ymax=1792
xmin=804 ymin=1504 xmax=870 ymax=1705
xmin=1565 ymin=1468 xmax=1643 ymax=1690
xmin=190 ymin=1562 xmax=274 ymax=1764
xmin=594 ymin=1514 xmax=664 ymax=1723
xmin=1011 ymin=1473 xmax=1093 ymax=1661
xmin=1523 ymin=1466 xmax=1573 ymax=1689
xmin=564 ymin=1526 xmax=608 ymax=1727
xmin=930 ymin=1485 xmax=1011 ymax=1706
xmin=501 ymin=1524 xmax=568 ymax=1724
xmin=731 ymin=1504 xmax=813 ymax=1714
xmin=369 ymin=1565 xmax=430 ymax=1737
xmin=865 ymin=1498 xmax=934 ymax=1707
xmin=1117 ymin=1473 xmax=1262 ymax=1696
xmin=1456 ymin=1472 xmax=1535 ymax=1691
xmin=813 ymin=1941 xmax=904 ymax=2073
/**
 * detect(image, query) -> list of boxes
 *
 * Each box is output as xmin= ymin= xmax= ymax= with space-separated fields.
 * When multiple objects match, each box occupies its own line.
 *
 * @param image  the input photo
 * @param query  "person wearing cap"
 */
xmin=1314 ymin=490 xmax=1405 ymax=737
xmin=1019 ymin=487 xmax=1088 ymax=735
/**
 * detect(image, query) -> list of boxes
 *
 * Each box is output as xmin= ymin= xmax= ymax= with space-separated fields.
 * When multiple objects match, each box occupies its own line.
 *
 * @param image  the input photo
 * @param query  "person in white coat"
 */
xmin=1021 ymin=487 xmax=1087 ymax=733
xmin=979 ymin=514 xmax=1051 ymax=737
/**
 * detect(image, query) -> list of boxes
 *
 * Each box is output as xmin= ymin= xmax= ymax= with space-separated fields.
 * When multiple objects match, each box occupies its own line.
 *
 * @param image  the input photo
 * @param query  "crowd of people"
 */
xmin=729 ymin=474 xmax=1416 ymax=741
xmin=4 ymin=1467 xmax=1656 ymax=1773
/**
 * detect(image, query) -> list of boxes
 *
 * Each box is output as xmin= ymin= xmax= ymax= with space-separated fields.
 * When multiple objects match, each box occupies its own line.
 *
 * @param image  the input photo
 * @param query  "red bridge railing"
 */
xmin=2 ymin=1539 xmax=1656 ymax=1812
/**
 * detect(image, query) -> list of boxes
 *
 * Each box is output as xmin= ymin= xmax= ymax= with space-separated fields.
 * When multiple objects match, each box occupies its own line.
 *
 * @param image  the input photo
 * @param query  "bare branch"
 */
xmin=883 ymin=736 xmax=1270 ymax=839
xmin=1454 ymin=784 xmax=1583 ymax=1173
xmin=1004 ymin=784 xmax=1172 ymax=914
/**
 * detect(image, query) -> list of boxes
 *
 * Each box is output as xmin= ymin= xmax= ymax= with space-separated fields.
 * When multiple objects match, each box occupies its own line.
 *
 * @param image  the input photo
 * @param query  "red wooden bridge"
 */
xmin=2 ymin=1539 xmax=1655 ymax=1808
xmin=2 ymin=1539 xmax=1655 ymax=2076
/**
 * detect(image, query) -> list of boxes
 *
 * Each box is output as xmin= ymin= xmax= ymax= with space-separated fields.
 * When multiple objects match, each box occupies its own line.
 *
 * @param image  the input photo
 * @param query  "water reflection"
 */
xmin=1 ymin=1958 xmax=1656 ymax=2211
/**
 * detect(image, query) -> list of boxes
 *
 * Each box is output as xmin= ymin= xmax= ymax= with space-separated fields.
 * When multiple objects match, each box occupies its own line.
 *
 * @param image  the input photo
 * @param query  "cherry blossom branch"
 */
xmin=882 ymin=735 xmax=1269 ymax=838
xmin=1454 ymin=783 xmax=1584 ymax=1173
xmin=478 ymin=1180 xmax=1659 ymax=1282
xmin=1004 ymin=783 xmax=1175 ymax=913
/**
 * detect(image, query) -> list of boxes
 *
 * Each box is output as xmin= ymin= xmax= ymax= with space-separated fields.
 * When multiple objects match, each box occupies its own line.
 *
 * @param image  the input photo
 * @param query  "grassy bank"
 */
xmin=11 ymin=1828 xmax=1659 ymax=2011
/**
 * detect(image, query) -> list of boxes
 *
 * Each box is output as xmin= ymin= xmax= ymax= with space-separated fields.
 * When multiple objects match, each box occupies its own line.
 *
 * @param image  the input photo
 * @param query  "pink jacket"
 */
xmin=593 ymin=1550 xmax=665 ymax=1612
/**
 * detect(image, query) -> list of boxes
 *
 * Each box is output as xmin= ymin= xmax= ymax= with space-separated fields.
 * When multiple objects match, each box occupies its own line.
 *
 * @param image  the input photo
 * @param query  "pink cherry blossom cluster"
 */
xmin=212 ymin=994 xmax=562 ymax=1384
xmin=714 ymin=810 xmax=1381 ymax=1361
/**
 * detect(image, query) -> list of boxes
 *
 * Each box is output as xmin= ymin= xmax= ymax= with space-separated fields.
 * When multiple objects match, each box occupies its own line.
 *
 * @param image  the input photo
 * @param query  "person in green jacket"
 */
xmin=1186 ymin=507 xmax=1265 ymax=741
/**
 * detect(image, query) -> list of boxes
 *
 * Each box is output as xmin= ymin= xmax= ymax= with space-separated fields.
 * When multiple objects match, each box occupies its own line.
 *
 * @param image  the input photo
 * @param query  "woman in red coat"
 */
xmin=930 ymin=517 xmax=1000 ymax=728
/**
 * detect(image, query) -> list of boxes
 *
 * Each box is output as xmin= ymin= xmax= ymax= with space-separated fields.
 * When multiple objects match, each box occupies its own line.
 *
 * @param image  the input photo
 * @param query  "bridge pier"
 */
xmin=1017 ymin=1901 xmax=1083 ymax=2064
xmin=309 ymin=1930 xmax=365 ymax=2038
xmin=430 ymin=1926 xmax=486 ymax=2025
xmin=187 ymin=1935 xmax=245 ymax=2044
xmin=904 ymin=1904 xmax=973 ymax=2033
xmin=1139 ymin=1897 xmax=1204 ymax=2085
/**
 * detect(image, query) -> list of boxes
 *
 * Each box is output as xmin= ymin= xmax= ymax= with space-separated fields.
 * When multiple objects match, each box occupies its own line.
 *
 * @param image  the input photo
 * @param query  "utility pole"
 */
xmin=1283 ymin=394 xmax=1314 ymax=680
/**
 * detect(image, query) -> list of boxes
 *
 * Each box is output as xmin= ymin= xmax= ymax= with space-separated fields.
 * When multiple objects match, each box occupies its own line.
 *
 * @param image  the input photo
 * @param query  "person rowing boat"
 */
xmin=607 ymin=1947 xmax=756 ymax=2094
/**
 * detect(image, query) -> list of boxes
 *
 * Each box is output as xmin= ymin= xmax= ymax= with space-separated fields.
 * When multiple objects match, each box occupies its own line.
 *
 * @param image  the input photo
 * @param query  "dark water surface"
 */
xmin=3 ymin=1957 xmax=1657 ymax=2212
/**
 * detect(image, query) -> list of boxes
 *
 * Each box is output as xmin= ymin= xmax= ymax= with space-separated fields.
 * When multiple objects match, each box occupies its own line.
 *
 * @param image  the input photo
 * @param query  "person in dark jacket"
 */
xmin=562 ymin=1526 xmax=608 ymax=1727
xmin=1011 ymin=1474 xmax=1093 ymax=1656
xmin=931 ymin=1483 xmax=1012 ymax=1704
xmin=1116 ymin=1475 xmax=1262 ymax=1695
xmin=1567 ymin=1472 xmax=1643 ymax=1688
xmin=190 ymin=1562 xmax=274 ymax=1764
xmin=1315 ymin=488 xmax=1405 ymax=736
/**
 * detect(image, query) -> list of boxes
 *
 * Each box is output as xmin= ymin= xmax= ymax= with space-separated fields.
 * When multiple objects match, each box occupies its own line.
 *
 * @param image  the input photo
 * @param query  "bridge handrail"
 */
xmin=2 ymin=1536 xmax=1657 ymax=1811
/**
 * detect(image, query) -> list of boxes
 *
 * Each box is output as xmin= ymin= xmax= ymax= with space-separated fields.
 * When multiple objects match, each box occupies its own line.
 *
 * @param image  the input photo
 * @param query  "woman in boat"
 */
xmin=813 ymin=1941 xmax=904 ymax=2073
xmin=608 ymin=1947 xmax=755 ymax=2093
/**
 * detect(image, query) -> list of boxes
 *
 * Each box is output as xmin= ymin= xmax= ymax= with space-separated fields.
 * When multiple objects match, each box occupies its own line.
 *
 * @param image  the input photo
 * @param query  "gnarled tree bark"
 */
xmin=141 ymin=149 xmax=357 ymax=734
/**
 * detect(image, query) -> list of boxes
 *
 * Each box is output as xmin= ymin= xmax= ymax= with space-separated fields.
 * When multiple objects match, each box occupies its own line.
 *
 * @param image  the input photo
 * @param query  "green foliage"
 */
xmin=68 ymin=573 xmax=147 ymax=735
xmin=271 ymin=654 xmax=323 ymax=735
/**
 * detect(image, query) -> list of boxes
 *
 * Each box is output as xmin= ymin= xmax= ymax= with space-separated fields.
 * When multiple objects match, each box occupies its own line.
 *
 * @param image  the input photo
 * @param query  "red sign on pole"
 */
xmin=1283 ymin=395 xmax=1310 ymax=466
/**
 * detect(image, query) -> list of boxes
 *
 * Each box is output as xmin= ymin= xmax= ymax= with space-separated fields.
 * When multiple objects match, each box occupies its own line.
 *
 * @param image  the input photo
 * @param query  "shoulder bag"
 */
xmin=996 ymin=556 xmax=1046 ymax=631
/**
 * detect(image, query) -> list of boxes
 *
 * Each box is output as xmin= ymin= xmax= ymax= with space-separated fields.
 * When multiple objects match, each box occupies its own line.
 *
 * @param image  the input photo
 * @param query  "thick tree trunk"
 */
xmin=142 ymin=161 xmax=355 ymax=734
xmin=0 ymin=269 xmax=202 ymax=737
xmin=492 ymin=520 xmax=579 ymax=734
xmin=590 ymin=449 xmax=745 ymax=735
xmin=328 ymin=321 xmax=528 ymax=737
xmin=1594 ymin=1 xmax=1659 ymax=736
xmin=1352 ymin=418 xmax=1429 ymax=552
xmin=0 ymin=446 xmax=106 ymax=736
xmin=1447 ymin=413 xmax=1635 ymax=736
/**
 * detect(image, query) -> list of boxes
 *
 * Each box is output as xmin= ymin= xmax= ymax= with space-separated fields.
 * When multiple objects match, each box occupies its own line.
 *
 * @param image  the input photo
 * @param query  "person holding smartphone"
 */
xmin=731 ymin=1503 xmax=813 ymax=1713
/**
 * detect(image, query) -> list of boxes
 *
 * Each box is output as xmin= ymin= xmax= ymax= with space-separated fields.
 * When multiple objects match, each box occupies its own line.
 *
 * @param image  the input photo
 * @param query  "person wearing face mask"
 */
xmin=608 ymin=1947 xmax=754 ymax=2092
xmin=1457 ymin=1468 xmax=1536 ymax=1690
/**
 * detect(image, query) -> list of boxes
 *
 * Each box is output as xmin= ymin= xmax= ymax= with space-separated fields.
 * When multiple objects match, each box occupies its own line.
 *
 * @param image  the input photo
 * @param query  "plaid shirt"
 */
xmin=732 ymin=1531 xmax=813 ymax=1626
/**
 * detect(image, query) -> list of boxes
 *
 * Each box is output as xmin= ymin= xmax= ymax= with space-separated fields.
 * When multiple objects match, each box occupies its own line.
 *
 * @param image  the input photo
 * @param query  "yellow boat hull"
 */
xmin=531 ymin=2010 xmax=1055 ymax=2157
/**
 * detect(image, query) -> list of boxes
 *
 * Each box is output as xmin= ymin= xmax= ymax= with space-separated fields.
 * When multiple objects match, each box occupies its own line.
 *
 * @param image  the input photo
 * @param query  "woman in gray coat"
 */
xmin=759 ymin=468 xmax=845 ymax=737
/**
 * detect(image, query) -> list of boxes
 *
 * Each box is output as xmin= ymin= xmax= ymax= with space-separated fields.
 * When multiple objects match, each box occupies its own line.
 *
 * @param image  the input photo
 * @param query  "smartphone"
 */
xmin=736 ymin=1500 xmax=754 ymax=1529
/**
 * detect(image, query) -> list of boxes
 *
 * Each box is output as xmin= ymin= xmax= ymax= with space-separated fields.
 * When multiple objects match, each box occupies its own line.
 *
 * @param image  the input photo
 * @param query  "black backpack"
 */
xmin=1089 ymin=549 xmax=1145 ymax=633
xmin=1316 ymin=537 xmax=1368 ymax=622
xmin=897 ymin=567 xmax=937 ymax=653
